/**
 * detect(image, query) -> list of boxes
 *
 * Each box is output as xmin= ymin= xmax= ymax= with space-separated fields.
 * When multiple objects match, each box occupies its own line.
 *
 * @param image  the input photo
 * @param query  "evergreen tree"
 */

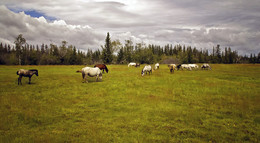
xmin=102 ymin=32 xmax=113 ymax=64
xmin=117 ymin=48 xmax=124 ymax=64
xmin=69 ymin=46 xmax=77 ymax=65
xmin=215 ymin=44 xmax=222 ymax=63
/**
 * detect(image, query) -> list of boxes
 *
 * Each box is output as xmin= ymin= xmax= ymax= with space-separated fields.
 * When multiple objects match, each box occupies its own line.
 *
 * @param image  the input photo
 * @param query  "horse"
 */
xmin=168 ymin=64 xmax=176 ymax=73
xmin=155 ymin=63 xmax=159 ymax=70
xmin=176 ymin=64 xmax=182 ymax=70
xmin=17 ymin=69 xmax=38 ymax=85
xmin=128 ymin=62 xmax=136 ymax=67
xmin=76 ymin=67 xmax=102 ymax=83
xmin=188 ymin=64 xmax=199 ymax=70
xmin=141 ymin=65 xmax=152 ymax=76
xmin=94 ymin=64 xmax=109 ymax=73
xmin=181 ymin=64 xmax=192 ymax=70
xmin=201 ymin=63 xmax=211 ymax=70
xmin=135 ymin=63 xmax=140 ymax=67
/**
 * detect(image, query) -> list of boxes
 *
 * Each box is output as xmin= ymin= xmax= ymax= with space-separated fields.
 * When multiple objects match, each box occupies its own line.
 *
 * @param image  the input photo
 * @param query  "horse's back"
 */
xmin=144 ymin=65 xmax=152 ymax=71
xmin=83 ymin=67 xmax=101 ymax=77
xmin=17 ymin=69 xmax=28 ymax=75
xmin=94 ymin=64 xmax=105 ymax=68
xmin=128 ymin=62 xmax=136 ymax=67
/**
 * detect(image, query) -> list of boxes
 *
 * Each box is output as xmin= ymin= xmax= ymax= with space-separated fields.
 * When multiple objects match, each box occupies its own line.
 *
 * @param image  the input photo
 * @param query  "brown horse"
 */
xmin=168 ymin=64 xmax=176 ymax=73
xmin=17 ymin=69 xmax=38 ymax=85
xmin=94 ymin=64 xmax=109 ymax=73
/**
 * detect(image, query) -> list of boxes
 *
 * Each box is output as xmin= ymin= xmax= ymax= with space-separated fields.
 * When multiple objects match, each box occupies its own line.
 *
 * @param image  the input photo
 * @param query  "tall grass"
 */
xmin=0 ymin=64 xmax=259 ymax=142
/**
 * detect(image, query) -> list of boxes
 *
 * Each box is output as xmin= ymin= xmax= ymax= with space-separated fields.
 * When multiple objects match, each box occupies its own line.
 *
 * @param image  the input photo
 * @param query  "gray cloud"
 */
xmin=0 ymin=0 xmax=260 ymax=55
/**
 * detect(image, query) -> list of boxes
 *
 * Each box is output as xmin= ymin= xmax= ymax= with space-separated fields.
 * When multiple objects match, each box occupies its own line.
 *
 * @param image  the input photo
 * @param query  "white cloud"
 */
xmin=0 ymin=5 xmax=104 ymax=51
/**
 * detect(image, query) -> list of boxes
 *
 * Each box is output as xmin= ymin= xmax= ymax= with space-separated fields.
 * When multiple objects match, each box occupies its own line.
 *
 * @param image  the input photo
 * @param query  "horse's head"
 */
xmin=35 ymin=71 xmax=38 ymax=76
xmin=29 ymin=69 xmax=38 ymax=76
xmin=141 ymin=69 xmax=145 ymax=76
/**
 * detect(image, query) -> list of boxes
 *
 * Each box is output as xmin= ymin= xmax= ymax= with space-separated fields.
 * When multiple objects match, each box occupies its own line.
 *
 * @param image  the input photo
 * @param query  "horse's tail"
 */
xmin=16 ymin=71 xmax=19 ymax=75
xmin=76 ymin=70 xmax=82 ymax=73
xmin=105 ymin=65 xmax=109 ymax=73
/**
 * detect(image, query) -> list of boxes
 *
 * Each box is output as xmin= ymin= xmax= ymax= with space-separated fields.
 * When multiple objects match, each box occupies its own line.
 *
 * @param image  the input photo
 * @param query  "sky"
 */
xmin=0 ymin=0 xmax=260 ymax=55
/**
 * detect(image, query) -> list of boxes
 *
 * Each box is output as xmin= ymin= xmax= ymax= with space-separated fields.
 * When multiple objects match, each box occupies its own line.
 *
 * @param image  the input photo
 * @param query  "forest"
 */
xmin=0 ymin=33 xmax=259 ymax=65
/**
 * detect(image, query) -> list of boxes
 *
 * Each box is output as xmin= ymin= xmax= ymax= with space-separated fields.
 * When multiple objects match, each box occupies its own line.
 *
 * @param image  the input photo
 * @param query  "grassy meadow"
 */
xmin=0 ymin=64 xmax=259 ymax=142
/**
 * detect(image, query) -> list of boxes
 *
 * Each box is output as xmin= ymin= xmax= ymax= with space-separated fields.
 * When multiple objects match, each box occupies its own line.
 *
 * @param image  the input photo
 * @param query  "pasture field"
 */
xmin=0 ymin=64 xmax=259 ymax=142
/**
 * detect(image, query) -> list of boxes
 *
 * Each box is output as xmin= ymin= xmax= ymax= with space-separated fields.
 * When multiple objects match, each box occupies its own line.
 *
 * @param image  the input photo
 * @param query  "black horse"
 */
xmin=176 ymin=64 xmax=182 ymax=70
xmin=17 ymin=69 xmax=38 ymax=85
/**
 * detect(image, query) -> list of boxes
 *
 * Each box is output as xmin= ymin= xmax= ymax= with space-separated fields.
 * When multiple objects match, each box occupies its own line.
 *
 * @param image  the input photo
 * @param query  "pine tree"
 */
xmin=102 ymin=32 xmax=113 ymax=64
xmin=117 ymin=48 xmax=124 ymax=64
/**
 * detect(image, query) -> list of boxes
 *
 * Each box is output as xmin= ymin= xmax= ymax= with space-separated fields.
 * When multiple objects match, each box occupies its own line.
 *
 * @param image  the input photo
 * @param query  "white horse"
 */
xmin=128 ymin=62 xmax=136 ymax=67
xmin=181 ymin=64 xmax=192 ymax=70
xmin=188 ymin=64 xmax=199 ymax=70
xmin=141 ymin=65 xmax=152 ymax=76
xmin=155 ymin=63 xmax=159 ymax=70
xmin=201 ymin=63 xmax=211 ymax=70
xmin=77 ymin=67 xmax=102 ymax=83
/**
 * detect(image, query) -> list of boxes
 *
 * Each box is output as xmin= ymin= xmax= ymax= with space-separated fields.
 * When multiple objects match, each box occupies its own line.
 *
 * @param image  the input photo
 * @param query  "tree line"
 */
xmin=0 ymin=33 xmax=259 ymax=65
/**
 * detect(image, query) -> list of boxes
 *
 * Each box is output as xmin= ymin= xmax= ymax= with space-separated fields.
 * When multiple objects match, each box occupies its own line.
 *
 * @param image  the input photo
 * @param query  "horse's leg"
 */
xmin=18 ymin=77 xmax=20 ymax=85
xmin=19 ymin=76 xmax=22 ymax=85
xmin=83 ymin=74 xmax=88 ymax=83
xmin=85 ymin=76 xmax=88 ymax=83
xmin=82 ymin=73 xmax=85 ymax=83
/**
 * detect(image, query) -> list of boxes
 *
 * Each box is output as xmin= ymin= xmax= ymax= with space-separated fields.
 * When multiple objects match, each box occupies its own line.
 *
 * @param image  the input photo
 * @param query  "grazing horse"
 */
xmin=188 ymin=64 xmax=199 ymax=70
xmin=141 ymin=65 xmax=152 ymax=76
xmin=176 ymin=64 xmax=182 ymax=70
xmin=94 ymin=64 xmax=109 ymax=73
xmin=77 ymin=67 xmax=102 ymax=83
xmin=181 ymin=64 xmax=192 ymax=70
xmin=168 ymin=64 xmax=176 ymax=73
xmin=155 ymin=63 xmax=159 ymax=70
xmin=128 ymin=62 xmax=136 ymax=67
xmin=201 ymin=63 xmax=211 ymax=70
xmin=17 ymin=69 xmax=38 ymax=85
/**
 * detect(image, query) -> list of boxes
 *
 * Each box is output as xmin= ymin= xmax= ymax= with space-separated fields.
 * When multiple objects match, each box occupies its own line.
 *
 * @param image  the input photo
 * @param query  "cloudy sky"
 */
xmin=0 ymin=0 xmax=260 ymax=55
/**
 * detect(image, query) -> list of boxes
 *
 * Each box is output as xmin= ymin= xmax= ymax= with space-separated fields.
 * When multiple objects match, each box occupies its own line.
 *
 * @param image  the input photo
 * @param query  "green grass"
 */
xmin=0 ymin=64 xmax=259 ymax=142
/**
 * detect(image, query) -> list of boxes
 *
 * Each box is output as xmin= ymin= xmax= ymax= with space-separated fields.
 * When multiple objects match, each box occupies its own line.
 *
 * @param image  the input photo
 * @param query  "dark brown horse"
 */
xmin=94 ymin=64 xmax=109 ymax=73
xmin=17 ymin=69 xmax=38 ymax=85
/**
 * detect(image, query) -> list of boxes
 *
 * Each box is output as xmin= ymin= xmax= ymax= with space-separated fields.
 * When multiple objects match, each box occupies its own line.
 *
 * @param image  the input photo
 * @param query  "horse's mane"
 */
xmin=104 ymin=65 xmax=109 ymax=72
